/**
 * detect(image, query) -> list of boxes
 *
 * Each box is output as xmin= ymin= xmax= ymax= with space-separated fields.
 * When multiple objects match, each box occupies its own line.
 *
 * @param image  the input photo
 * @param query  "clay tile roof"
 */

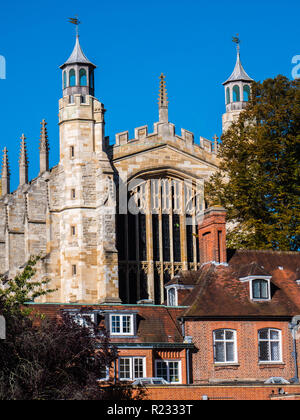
xmin=181 ymin=250 xmax=300 ymax=318
xmin=27 ymin=303 xmax=184 ymax=345
xmin=237 ymin=262 xmax=271 ymax=279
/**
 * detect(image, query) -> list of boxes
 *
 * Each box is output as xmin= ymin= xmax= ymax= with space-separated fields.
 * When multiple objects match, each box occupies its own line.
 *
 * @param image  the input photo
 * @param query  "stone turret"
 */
xmin=60 ymin=35 xmax=96 ymax=99
xmin=222 ymin=39 xmax=254 ymax=132
xmin=19 ymin=134 xmax=29 ymax=186
xmin=1 ymin=147 xmax=10 ymax=196
xmin=39 ymin=119 xmax=50 ymax=174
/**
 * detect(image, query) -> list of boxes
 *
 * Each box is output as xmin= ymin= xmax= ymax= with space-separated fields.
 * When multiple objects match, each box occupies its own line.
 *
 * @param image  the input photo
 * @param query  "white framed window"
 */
xmin=155 ymin=360 xmax=182 ymax=384
xmin=258 ymin=329 xmax=282 ymax=363
xmin=110 ymin=314 xmax=134 ymax=336
xmin=119 ymin=357 xmax=146 ymax=381
xmin=251 ymin=279 xmax=271 ymax=301
xmin=167 ymin=287 xmax=177 ymax=307
xmin=213 ymin=329 xmax=238 ymax=364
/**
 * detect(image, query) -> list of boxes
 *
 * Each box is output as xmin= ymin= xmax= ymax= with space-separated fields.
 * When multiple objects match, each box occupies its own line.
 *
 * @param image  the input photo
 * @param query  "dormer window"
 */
xmin=252 ymin=279 xmax=270 ymax=300
xmin=239 ymin=272 xmax=272 ymax=302
xmin=110 ymin=314 xmax=134 ymax=336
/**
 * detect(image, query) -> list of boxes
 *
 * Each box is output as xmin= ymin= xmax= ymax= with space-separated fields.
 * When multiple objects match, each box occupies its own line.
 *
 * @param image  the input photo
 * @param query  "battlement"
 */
xmin=114 ymin=122 xmax=218 ymax=155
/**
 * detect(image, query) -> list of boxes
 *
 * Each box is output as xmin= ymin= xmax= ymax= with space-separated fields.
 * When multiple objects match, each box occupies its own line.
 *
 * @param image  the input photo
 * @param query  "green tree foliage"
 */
xmin=206 ymin=76 xmax=300 ymax=251
xmin=0 ymin=256 xmax=54 ymax=314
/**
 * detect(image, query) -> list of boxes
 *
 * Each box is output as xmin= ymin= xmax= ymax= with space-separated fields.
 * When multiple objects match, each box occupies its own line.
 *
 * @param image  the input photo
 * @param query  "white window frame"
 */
xmin=213 ymin=329 xmax=238 ymax=364
xmin=167 ymin=287 xmax=177 ymax=307
xmin=165 ymin=284 xmax=194 ymax=307
xmin=239 ymin=275 xmax=272 ymax=302
xmin=118 ymin=357 xmax=146 ymax=381
xmin=155 ymin=360 xmax=182 ymax=384
xmin=258 ymin=328 xmax=283 ymax=364
xmin=110 ymin=314 xmax=134 ymax=336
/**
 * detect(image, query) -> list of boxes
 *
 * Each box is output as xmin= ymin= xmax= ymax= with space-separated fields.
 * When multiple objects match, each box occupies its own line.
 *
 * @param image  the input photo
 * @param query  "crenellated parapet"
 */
xmin=113 ymin=123 xmax=218 ymax=155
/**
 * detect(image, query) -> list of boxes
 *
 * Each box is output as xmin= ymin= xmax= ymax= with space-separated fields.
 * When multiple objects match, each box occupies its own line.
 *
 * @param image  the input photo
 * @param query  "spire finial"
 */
xmin=158 ymin=73 xmax=168 ymax=108
xmin=39 ymin=119 xmax=50 ymax=152
xmin=1 ymin=147 xmax=10 ymax=195
xmin=19 ymin=134 xmax=29 ymax=185
xmin=39 ymin=119 xmax=50 ymax=174
xmin=158 ymin=73 xmax=169 ymax=123
xmin=19 ymin=134 xmax=28 ymax=165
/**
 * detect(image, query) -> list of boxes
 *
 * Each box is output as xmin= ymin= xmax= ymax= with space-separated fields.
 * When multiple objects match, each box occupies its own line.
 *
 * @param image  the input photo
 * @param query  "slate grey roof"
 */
xmin=223 ymin=51 xmax=253 ymax=85
xmin=60 ymin=36 xmax=96 ymax=69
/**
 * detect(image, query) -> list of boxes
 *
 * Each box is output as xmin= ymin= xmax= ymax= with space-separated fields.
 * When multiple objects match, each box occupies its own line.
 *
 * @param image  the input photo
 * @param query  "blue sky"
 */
xmin=0 ymin=0 xmax=299 ymax=191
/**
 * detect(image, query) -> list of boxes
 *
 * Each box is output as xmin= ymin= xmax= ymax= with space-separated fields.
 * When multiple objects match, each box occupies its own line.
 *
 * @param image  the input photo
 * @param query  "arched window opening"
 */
xmin=79 ymin=68 xmax=87 ymax=86
xmin=258 ymin=329 xmax=282 ymax=362
xmin=233 ymin=85 xmax=240 ymax=102
xmin=89 ymin=71 xmax=94 ymax=89
xmin=63 ymin=71 xmax=67 ymax=89
xmin=226 ymin=87 xmax=230 ymax=104
xmin=69 ymin=69 xmax=76 ymax=87
xmin=243 ymin=85 xmax=251 ymax=102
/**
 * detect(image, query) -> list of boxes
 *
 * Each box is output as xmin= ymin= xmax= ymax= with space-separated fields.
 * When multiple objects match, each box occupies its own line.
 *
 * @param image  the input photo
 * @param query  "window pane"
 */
xmin=259 ymin=341 xmax=269 ymax=361
xmin=156 ymin=362 xmax=168 ymax=380
xmin=270 ymin=330 xmax=279 ymax=340
xmin=214 ymin=330 xmax=224 ymax=340
xmin=215 ymin=342 xmax=225 ymax=362
xmin=259 ymin=329 xmax=268 ymax=340
xmin=271 ymin=342 xmax=280 ymax=361
xmin=225 ymin=330 xmax=234 ymax=340
xmin=169 ymin=362 xmax=179 ymax=383
xmin=168 ymin=288 xmax=176 ymax=306
xmin=253 ymin=280 xmax=261 ymax=299
xmin=122 ymin=316 xmax=131 ymax=334
xmin=226 ymin=342 xmax=235 ymax=362
xmin=69 ymin=69 xmax=76 ymax=87
xmin=261 ymin=281 xmax=269 ymax=299
xmin=134 ymin=359 xmax=144 ymax=379
xmin=111 ymin=316 xmax=120 ymax=333
xmin=119 ymin=359 xmax=131 ymax=379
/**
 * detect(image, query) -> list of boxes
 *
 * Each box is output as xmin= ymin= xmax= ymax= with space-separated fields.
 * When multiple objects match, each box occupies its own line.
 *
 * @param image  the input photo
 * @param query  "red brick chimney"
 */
xmin=198 ymin=206 xmax=227 ymax=264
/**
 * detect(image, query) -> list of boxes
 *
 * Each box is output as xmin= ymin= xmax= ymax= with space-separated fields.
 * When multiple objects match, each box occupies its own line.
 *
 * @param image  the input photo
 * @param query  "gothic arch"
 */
xmin=117 ymin=168 xmax=203 ymax=305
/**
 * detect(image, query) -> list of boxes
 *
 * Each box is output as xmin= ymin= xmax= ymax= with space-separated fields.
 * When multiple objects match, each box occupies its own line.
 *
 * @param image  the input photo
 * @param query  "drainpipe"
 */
xmin=288 ymin=316 xmax=300 ymax=384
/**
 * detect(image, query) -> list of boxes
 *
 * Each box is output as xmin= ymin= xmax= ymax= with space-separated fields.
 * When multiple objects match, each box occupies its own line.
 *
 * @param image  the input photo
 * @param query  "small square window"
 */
xmin=110 ymin=314 xmax=134 ymax=336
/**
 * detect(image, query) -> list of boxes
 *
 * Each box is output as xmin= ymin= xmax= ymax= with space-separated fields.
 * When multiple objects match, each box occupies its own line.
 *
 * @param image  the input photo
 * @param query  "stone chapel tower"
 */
xmin=222 ymin=42 xmax=254 ymax=132
xmin=54 ymin=35 xmax=120 ymax=303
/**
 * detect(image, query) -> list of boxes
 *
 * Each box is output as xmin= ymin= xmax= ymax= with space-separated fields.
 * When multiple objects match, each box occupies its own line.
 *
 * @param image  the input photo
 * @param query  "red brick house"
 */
xmin=28 ymin=302 xmax=193 ymax=385
xmin=171 ymin=207 xmax=300 ymax=385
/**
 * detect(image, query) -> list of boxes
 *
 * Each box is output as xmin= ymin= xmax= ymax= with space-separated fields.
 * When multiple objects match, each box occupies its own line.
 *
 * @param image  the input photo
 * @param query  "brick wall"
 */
xmin=135 ymin=384 xmax=300 ymax=401
xmin=185 ymin=320 xmax=299 ymax=383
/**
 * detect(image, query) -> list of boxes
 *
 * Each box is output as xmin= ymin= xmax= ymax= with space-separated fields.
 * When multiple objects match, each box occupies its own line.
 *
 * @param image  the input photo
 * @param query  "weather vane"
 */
xmin=232 ymin=34 xmax=240 ymax=52
xmin=68 ymin=16 xmax=81 ymax=36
